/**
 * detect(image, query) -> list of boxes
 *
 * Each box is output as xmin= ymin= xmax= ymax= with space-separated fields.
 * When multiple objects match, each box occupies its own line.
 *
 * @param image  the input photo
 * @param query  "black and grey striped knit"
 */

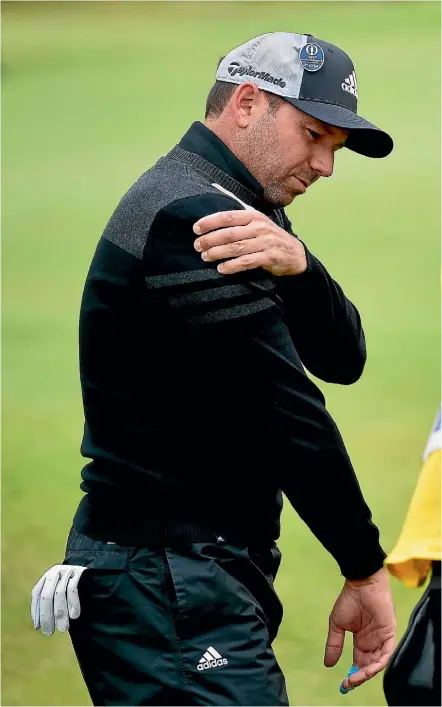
xmin=74 ymin=120 xmax=385 ymax=582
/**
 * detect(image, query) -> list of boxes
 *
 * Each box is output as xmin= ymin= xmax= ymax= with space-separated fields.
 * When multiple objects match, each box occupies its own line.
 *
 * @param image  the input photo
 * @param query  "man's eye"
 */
xmin=307 ymin=129 xmax=321 ymax=140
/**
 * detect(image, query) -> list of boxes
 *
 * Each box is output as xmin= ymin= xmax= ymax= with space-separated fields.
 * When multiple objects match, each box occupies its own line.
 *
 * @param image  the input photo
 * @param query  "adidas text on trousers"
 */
xmin=63 ymin=526 xmax=289 ymax=706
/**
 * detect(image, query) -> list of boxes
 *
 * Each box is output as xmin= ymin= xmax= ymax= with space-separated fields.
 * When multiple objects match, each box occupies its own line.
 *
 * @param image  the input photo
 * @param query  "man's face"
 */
xmin=239 ymin=94 xmax=349 ymax=206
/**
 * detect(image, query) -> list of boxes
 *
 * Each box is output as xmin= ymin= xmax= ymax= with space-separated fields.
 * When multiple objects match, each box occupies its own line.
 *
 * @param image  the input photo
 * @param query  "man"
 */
xmin=31 ymin=32 xmax=396 ymax=706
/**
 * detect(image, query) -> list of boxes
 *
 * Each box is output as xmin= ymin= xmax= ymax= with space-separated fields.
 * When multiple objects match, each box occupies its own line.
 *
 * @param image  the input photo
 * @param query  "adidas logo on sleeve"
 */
xmin=197 ymin=646 xmax=228 ymax=671
xmin=341 ymin=71 xmax=358 ymax=99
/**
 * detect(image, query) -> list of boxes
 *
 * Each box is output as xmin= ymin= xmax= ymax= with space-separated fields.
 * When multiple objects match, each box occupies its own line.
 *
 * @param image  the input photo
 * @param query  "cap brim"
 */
xmin=285 ymin=98 xmax=393 ymax=158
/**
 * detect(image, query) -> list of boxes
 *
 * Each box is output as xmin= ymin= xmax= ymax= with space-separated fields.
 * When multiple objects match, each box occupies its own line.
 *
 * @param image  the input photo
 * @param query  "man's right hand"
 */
xmin=324 ymin=567 xmax=396 ymax=692
xmin=31 ymin=564 xmax=87 ymax=635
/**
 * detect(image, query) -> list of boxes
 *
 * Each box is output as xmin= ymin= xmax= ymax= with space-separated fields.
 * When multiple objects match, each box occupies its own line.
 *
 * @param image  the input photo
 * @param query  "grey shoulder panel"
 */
xmin=102 ymin=157 xmax=221 ymax=259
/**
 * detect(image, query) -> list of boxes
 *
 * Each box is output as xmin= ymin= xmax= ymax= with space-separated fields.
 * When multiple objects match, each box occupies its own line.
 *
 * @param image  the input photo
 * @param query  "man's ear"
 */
xmin=231 ymin=83 xmax=264 ymax=128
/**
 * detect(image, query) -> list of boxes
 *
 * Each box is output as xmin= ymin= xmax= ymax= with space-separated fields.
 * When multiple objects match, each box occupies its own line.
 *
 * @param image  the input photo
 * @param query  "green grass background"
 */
xmin=2 ymin=2 xmax=440 ymax=705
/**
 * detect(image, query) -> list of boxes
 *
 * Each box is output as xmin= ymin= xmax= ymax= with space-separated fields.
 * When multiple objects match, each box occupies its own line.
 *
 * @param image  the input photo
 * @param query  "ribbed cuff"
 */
xmin=338 ymin=544 xmax=387 ymax=581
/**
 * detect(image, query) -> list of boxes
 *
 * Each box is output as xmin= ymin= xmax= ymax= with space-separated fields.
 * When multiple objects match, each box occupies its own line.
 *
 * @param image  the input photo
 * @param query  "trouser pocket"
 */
xmin=163 ymin=542 xmax=288 ymax=706
xmin=62 ymin=527 xmax=191 ymax=706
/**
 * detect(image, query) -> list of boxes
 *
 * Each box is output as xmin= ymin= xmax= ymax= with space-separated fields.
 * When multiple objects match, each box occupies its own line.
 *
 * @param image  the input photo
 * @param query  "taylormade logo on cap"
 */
xmin=228 ymin=61 xmax=286 ymax=88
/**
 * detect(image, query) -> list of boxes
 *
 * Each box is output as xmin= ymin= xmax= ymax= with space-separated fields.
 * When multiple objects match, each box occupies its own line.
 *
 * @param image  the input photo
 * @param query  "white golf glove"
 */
xmin=31 ymin=564 xmax=88 ymax=635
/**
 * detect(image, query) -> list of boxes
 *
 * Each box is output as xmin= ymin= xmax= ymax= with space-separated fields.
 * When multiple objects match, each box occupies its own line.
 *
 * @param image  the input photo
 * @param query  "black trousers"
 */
xmin=63 ymin=526 xmax=289 ymax=706
xmin=383 ymin=561 xmax=441 ymax=707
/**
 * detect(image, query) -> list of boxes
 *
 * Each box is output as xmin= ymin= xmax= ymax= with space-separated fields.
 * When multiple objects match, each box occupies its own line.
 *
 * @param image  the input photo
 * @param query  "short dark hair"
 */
xmin=205 ymin=56 xmax=283 ymax=119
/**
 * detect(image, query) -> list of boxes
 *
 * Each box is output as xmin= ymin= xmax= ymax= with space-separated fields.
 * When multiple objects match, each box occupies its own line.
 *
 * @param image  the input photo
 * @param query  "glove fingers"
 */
xmin=53 ymin=569 xmax=73 ymax=632
xmin=67 ymin=567 xmax=86 ymax=619
xmin=40 ymin=570 xmax=62 ymax=635
xmin=31 ymin=574 xmax=46 ymax=629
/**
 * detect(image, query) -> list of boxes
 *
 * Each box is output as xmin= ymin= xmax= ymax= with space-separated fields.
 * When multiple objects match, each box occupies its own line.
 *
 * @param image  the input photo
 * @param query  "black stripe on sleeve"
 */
xmin=146 ymin=268 xmax=278 ymax=325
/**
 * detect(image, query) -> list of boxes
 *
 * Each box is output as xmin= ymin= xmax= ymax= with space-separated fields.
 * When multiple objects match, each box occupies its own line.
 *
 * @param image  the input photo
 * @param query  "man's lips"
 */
xmin=291 ymin=175 xmax=308 ymax=192
xmin=295 ymin=176 xmax=309 ymax=189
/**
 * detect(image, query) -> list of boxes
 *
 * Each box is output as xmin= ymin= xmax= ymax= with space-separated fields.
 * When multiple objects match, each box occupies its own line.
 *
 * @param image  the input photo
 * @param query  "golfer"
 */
xmin=31 ymin=33 xmax=396 ymax=706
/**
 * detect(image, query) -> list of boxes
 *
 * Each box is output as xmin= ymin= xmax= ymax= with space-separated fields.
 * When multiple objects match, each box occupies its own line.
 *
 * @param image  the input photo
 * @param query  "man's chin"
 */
xmin=269 ymin=192 xmax=301 ymax=208
xmin=264 ymin=189 xmax=300 ymax=208
xmin=285 ymin=191 xmax=303 ymax=206
xmin=264 ymin=183 xmax=304 ymax=208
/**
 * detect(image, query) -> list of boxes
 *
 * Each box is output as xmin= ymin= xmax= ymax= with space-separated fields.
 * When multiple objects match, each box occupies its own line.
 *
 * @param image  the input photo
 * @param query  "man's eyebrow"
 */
xmin=302 ymin=119 xmax=338 ymax=136
xmin=300 ymin=118 xmax=348 ymax=148
xmin=319 ymin=122 xmax=349 ymax=142
xmin=322 ymin=123 xmax=336 ymax=135
xmin=300 ymin=118 xmax=324 ymax=131
xmin=321 ymin=123 xmax=349 ymax=149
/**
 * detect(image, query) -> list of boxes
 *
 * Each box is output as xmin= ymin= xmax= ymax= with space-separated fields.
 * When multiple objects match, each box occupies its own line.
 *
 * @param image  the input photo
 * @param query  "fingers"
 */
xmin=39 ymin=569 xmax=62 ymax=636
xmin=193 ymin=210 xmax=263 ymax=236
xmin=341 ymin=664 xmax=377 ymax=692
xmin=53 ymin=569 xmax=73 ymax=632
xmin=200 ymin=236 xmax=270 ymax=265
xmin=194 ymin=224 xmax=257 ymax=254
xmin=217 ymin=253 xmax=267 ymax=275
xmin=67 ymin=567 xmax=86 ymax=620
xmin=324 ymin=620 xmax=345 ymax=668
xmin=31 ymin=574 xmax=46 ymax=630
xmin=341 ymin=665 xmax=366 ymax=692
xmin=349 ymin=636 xmax=396 ymax=689
xmin=341 ymin=635 xmax=396 ymax=692
xmin=31 ymin=565 xmax=87 ymax=635
xmin=340 ymin=664 xmax=359 ymax=694
xmin=192 ymin=211 xmax=294 ymax=278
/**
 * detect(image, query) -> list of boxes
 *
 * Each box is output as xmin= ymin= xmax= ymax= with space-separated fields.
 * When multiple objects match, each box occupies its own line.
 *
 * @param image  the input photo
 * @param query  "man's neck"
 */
xmin=203 ymin=120 xmax=238 ymax=160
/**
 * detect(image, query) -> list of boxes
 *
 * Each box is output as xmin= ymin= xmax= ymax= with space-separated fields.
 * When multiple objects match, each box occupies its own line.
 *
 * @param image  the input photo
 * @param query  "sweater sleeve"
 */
xmin=275 ymin=213 xmax=367 ymax=385
xmin=144 ymin=193 xmax=386 ymax=579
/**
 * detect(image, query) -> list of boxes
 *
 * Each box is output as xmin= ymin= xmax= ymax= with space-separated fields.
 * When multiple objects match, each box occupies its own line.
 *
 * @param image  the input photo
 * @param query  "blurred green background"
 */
xmin=2 ymin=2 xmax=440 ymax=705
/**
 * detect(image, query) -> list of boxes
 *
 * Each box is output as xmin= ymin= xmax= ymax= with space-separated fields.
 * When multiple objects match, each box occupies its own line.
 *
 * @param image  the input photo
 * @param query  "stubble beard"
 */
xmin=262 ymin=181 xmax=299 ymax=207
xmin=236 ymin=116 xmax=296 ymax=207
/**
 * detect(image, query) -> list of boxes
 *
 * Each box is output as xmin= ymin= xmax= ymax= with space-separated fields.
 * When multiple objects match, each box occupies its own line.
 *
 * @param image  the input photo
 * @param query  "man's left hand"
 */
xmin=193 ymin=210 xmax=307 ymax=276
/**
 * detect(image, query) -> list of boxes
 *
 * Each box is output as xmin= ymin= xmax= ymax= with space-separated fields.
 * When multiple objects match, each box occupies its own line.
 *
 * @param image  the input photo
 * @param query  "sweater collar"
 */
xmin=179 ymin=121 xmax=267 ymax=202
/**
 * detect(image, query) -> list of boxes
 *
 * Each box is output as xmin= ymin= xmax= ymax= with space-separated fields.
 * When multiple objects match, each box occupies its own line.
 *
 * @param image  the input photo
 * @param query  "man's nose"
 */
xmin=310 ymin=147 xmax=335 ymax=178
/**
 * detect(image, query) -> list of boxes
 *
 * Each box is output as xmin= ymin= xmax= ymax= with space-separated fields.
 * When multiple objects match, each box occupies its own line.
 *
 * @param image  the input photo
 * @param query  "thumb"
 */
xmin=324 ymin=618 xmax=345 ymax=668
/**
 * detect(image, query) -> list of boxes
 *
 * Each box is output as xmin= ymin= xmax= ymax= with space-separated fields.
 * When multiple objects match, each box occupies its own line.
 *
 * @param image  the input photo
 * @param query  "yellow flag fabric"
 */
xmin=385 ymin=406 xmax=441 ymax=588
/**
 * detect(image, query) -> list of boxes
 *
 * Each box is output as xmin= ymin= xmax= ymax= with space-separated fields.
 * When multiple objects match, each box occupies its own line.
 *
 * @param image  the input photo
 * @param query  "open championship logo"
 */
xmin=299 ymin=43 xmax=324 ymax=72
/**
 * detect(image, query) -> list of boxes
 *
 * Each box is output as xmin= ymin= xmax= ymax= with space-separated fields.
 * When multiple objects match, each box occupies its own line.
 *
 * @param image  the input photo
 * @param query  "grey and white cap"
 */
xmin=216 ymin=32 xmax=393 ymax=158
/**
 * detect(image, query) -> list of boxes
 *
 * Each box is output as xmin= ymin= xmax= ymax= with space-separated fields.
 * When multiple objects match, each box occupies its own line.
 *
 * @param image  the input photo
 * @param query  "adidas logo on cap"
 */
xmin=341 ymin=71 xmax=358 ymax=99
